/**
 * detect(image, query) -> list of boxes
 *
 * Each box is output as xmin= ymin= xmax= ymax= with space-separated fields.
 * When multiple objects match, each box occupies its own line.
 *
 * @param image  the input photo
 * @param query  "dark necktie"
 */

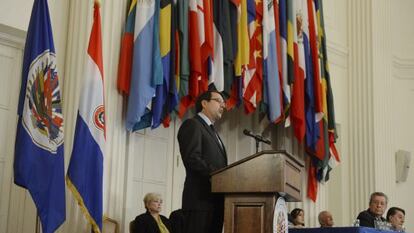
xmin=210 ymin=124 xmax=216 ymax=132
xmin=210 ymin=125 xmax=223 ymax=149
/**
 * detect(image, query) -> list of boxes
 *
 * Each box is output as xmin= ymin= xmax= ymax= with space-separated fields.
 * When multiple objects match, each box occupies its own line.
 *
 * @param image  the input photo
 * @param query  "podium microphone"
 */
xmin=243 ymin=129 xmax=271 ymax=145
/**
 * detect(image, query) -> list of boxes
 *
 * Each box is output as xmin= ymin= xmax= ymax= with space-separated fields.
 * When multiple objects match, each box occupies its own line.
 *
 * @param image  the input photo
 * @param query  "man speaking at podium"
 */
xmin=178 ymin=90 xmax=228 ymax=233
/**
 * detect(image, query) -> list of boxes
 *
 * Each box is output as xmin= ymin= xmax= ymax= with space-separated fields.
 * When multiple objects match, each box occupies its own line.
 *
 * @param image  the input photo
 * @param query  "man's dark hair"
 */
xmin=386 ymin=207 xmax=405 ymax=221
xmin=194 ymin=90 xmax=224 ymax=113
xmin=369 ymin=192 xmax=388 ymax=205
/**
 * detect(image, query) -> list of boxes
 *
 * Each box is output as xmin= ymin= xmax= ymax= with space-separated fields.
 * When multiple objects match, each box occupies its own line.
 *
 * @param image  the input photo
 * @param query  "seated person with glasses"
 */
xmin=357 ymin=192 xmax=388 ymax=228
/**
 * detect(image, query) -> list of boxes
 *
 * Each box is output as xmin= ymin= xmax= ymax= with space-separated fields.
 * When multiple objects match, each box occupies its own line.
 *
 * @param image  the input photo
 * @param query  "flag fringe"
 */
xmin=66 ymin=177 xmax=101 ymax=233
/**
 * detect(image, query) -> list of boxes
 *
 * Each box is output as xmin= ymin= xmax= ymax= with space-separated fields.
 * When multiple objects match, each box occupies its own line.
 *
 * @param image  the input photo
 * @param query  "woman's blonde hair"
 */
xmin=143 ymin=193 xmax=162 ymax=209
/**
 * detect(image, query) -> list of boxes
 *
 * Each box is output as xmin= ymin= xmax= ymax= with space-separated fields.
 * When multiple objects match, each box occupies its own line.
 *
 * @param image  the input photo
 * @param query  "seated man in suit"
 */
xmin=318 ymin=210 xmax=334 ymax=227
xmin=386 ymin=207 xmax=405 ymax=232
xmin=357 ymin=192 xmax=388 ymax=228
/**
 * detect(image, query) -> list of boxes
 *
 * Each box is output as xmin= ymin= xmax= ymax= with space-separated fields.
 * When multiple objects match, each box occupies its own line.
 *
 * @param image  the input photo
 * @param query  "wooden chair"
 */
xmin=102 ymin=216 xmax=119 ymax=233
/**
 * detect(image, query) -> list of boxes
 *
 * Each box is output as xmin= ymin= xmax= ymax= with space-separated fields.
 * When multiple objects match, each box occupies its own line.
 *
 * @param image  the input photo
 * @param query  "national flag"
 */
xmin=117 ymin=0 xmax=137 ymax=95
xmin=227 ymin=0 xmax=249 ymax=109
xmin=273 ymin=0 xmax=283 ymax=85
xmin=278 ymin=0 xmax=291 ymax=125
xmin=314 ymin=121 xmax=329 ymax=181
xmin=222 ymin=0 xmax=239 ymax=97
xmin=234 ymin=0 xmax=249 ymax=78
xmin=316 ymin=0 xmax=340 ymax=182
xmin=210 ymin=0 xmax=225 ymax=92
xmin=152 ymin=0 xmax=173 ymax=128
xmin=178 ymin=0 xmax=202 ymax=117
xmin=67 ymin=2 xmax=105 ymax=232
xmin=163 ymin=0 xmax=179 ymax=127
xmin=303 ymin=0 xmax=326 ymax=170
xmin=125 ymin=0 xmax=163 ymax=130
xmin=307 ymin=156 xmax=318 ymax=202
xmin=13 ymin=0 xmax=65 ymax=232
xmin=307 ymin=0 xmax=323 ymax=120
xmin=176 ymin=0 xmax=190 ymax=100
xmin=286 ymin=0 xmax=297 ymax=128
xmin=308 ymin=0 xmax=329 ymax=181
xmin=291 ymin=0 xmax=306 ymax=143
xmin=263 ymin=0 xmax=283 ymax=123
xmin=299 ymin=0 xmax=319 ymax=150
xmin=198 ymin=0 xmax=214 ymax=93
xmin=243 ymin=0 xmax=263 ymax=114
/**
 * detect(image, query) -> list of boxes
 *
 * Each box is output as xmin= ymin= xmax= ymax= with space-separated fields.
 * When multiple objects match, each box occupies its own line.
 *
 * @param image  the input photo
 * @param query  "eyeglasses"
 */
xmin=210 ymin=98 xmax=226 ymax=105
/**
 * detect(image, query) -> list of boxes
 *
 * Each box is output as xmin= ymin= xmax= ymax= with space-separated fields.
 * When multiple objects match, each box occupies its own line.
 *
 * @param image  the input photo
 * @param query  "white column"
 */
xmin=347 ymin=0 xmax=376 ymax=220
xmin=347 ymin=0 xmax=395 ymax=221
xmin=371 ymin=0 xmax=395 ymax=195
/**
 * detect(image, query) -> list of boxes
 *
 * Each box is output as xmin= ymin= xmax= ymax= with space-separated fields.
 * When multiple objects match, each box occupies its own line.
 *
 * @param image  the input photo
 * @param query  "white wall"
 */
xmin=389 ymin=0 xmax=414 ymax=231
xmin=0 ymin=0 xmax=69 ymax=82
xmin=0 ymin=0 xmax=33 ymax=31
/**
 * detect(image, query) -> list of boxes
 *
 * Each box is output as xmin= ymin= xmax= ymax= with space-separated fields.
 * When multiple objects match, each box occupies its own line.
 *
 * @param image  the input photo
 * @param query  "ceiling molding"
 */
xmin=0 ymin=24 xmax=25 ymax=49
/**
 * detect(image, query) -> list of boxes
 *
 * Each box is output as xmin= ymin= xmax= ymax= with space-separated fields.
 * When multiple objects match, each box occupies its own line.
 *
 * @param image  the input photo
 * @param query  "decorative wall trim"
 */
xmin=392 ymin=55 xmax=414 ymax=80
xmin=0 ymin=24 xmax=25 ymax=49
xmin=327 ymin=39 xmax=349 ymax=68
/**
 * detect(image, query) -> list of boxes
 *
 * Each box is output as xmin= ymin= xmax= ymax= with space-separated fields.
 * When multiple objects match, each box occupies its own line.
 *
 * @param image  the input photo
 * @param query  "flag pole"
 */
xmin=35 ymin=214 xmax=40 ymax=233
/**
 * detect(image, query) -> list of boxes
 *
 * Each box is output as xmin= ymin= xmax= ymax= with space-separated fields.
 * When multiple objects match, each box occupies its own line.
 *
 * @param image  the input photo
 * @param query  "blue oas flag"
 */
xmin=13 ymin=0 xmax=65 ymax=232
xmin=67 ymin=2 xmax=105 ymax=233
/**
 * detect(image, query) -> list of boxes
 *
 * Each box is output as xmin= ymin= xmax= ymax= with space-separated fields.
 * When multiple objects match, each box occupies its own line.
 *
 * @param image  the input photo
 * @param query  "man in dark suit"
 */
xmin=357 ymin=192 xmax=388 ymax=228
xmin=177 ymin=90 xmax=228 ymax=233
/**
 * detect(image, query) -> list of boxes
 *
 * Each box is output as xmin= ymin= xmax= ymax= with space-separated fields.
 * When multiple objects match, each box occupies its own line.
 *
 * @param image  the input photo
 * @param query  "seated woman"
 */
xmin=290 ymin=208 xmax=305 ymax=228
xmin=130 ymin=193 xmax=172 ymax=233
xmin=386 ymin=207 xmax=405 ymax=232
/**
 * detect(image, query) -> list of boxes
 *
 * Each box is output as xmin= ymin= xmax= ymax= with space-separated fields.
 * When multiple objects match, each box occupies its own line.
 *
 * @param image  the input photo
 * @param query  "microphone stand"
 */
xmin=243 ymin=129 xmax=271 ymax=153
xmin=255 ymin=138 xmax=260 ymax=154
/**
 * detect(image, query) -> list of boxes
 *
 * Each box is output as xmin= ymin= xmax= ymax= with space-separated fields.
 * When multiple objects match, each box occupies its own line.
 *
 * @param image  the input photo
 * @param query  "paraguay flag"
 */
xmin=67 ymin=2 xmax=105 ymax=232
xmin=13 ymin=0 xmax=65 ymax=232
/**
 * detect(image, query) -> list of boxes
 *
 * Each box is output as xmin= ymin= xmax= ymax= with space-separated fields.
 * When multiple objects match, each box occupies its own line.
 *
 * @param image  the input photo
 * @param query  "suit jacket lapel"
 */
xmin=195 ymin=115 xmax=227 ymax=161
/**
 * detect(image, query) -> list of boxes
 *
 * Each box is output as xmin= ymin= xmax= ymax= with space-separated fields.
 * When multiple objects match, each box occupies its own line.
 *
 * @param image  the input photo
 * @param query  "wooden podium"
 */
xmin=211 ymin=150 xmax=304 ymax=233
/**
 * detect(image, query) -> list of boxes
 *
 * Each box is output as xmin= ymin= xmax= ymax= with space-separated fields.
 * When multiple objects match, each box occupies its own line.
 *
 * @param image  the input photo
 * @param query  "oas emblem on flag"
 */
xmin=273 ymin=197 xmax=288 ymax=233
xmin=22 ymin=50 xmax=64 ymax=153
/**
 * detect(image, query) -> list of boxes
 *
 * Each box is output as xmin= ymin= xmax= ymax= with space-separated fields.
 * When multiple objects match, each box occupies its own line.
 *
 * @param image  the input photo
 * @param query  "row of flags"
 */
xmin=12 ymin=0 xmax=340 ymax=231
xmin=117 ymin=0 xmax=340 ymax=200
xmin=13 ymin=0 xmax=105 ymax=232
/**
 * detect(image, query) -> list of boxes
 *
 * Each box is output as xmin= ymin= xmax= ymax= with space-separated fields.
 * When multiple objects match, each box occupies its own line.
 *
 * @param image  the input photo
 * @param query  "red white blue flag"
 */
xmin=67 ymin=2 xmax=105 ymax=232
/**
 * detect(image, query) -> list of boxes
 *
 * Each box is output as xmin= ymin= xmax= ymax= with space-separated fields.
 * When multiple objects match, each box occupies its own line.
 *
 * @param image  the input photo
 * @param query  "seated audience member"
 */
xmin=318 ymin=210 xmax=334 ymax=227
xmin=357 ymin=192 xmax=388 ymax=228
xmin=130 ymin=193 xmax=172 ymax=233
xmin=290 ymin=208 xmax=305 ymax=228
xmin=169 ymin=209 xmax=184 ymax=233
xmin=288 ymin=213 xmax=294 ymax=227
xmin=386 ymin=207 xmax=405 ymax=232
